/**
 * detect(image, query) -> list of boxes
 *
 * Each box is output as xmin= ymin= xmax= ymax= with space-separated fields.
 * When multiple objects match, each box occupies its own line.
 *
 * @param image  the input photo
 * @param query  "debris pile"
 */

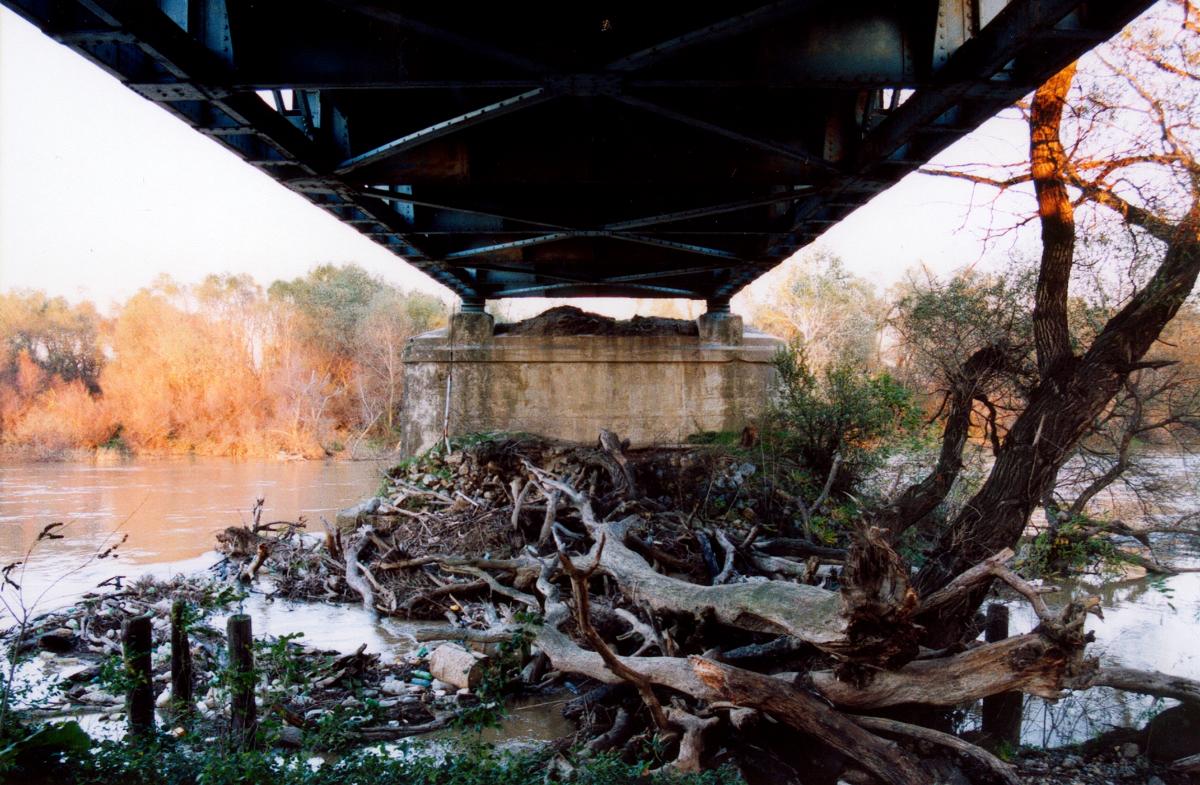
xmin=495 ymin=305 xmax=698 ymax=337
xmin=12 ymin=430 xmax=1200 ymax=783
xmin=229 ymin=432 xmax=833 ymax=620
xmin=203 ymin=430 xmax=1200 ymax=784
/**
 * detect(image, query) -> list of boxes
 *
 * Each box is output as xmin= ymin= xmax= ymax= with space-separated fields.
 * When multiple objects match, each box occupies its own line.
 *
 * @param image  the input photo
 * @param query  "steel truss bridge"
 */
xmin=4 ymin=0 xmax=1153 ymax=308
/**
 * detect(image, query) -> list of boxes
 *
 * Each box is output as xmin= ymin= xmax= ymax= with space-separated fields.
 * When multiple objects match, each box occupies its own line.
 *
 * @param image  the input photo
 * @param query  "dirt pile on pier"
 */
xmin=496 ymin=306 xmax=698 ymax=337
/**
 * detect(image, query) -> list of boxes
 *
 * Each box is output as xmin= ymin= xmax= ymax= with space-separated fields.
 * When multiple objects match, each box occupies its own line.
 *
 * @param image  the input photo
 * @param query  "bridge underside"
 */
xmin=6 ymin=0 xmax=1152 ymax=303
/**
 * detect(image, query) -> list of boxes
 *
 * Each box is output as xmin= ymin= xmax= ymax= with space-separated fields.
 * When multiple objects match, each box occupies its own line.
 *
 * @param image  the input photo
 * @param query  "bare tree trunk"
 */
xmin=913 ymin=62 xmax=1200 ymax=645
xmin=880 ymin=345 xmax=1010 ymax=537
xmin=1031 ymin=63 xmax=1078 ymax=378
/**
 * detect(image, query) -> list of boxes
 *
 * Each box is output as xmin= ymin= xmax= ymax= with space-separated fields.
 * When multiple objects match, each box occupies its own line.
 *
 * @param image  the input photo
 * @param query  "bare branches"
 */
xmin=919 ymin=168 xmax=1034 ymax=190
xmin=797 ymin=452 xmax=841 ymax=539
xmin=1067 ymin=174 xmax=1182 ymax=243
xmin=557 ymin=533 xmax=670 ymax=730
xmin=711 ymin=529 xmax=738 ymax=585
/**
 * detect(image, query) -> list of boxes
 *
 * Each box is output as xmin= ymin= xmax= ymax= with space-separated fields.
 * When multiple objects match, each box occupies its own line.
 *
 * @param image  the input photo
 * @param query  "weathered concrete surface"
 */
xmin=449 ymin=310 xmax=495 ymax=344
xmin=398 ymin=316 xmax=782 ymax=455
xmin=697 ymin=312 xmax=745 ymax=346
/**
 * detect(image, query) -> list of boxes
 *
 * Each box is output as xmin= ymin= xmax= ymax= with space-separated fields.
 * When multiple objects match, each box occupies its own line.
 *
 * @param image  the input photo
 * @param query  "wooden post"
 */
xmin=123 ymin=614 xmax=154 ymax=735
xmin=981 ymin=604 xmax=1022 ymax=746
xmin=170 ymin=599 xmax=194 ymax=720
xmin=227 ymin=613 xmax=256 ymax=747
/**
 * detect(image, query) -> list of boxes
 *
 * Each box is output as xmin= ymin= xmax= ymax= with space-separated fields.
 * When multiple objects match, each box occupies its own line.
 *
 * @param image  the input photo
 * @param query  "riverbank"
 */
xmin=5 ymin=568 xmax=1197 ymax=785
xmin=3 ymin=438 xmax=1199 ymax=784
xmin=4 ymin=544 xmax=1195 ymax=785
xmin=1013 ymin=744 xmax=1193 ymax=784
xmin=0 ymin=440 xmax=399 ymax=464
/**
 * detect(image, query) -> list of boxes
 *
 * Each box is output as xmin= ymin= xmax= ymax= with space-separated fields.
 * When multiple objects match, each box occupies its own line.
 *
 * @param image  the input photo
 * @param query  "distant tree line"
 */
xmin=0 ymin=264 xmax=445 ymax=459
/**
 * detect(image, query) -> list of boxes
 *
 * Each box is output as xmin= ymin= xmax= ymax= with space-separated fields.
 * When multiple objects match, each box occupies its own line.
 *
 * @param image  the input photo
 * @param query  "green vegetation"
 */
xmin=44 ymin=736 xmax=743 ymax=785
xmin=769 ymin=343 xmax=922 ymax=498
xmin=1018 ymin=522 xmax=1122 ymax=579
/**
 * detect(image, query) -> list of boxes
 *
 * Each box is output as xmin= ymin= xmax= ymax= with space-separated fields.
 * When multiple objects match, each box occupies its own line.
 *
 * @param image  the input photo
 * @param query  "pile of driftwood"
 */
xmin=220 ymin=432 xmax=1200 ymax=784
xmin=219 ymin=433 xmax=817 ymax=618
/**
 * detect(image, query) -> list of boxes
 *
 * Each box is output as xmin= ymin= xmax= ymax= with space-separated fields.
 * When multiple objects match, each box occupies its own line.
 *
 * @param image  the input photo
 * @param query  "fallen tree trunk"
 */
xmin=812 ymin=630 xmax=1091 ymax=709
xmin=1077 ymin=666 xmax=1200 ymax=706
xmin=691 ymin=657 xmax=926 ymax=785
xmin=587 ymin=532 xmax=842 ymax=643
xmin=851 ymin=715 xmax=1020 ymax=785
xmin=529 ymin=467 xmax=847 ymax=646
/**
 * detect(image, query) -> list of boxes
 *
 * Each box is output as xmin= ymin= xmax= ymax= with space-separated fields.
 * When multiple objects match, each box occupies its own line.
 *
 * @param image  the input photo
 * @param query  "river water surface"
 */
xmin=1 ymin=456 xmax=1197 ymax=747
xmin=0 ymin=458 xmax=385 ymax=613
xmin=0 ymin=456 xmax=576 ymax=743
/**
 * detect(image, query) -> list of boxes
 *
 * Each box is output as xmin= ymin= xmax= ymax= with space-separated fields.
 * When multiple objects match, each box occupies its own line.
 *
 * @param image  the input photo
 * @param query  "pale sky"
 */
xmin=0 ymin=7 xmax=1038 ymax=317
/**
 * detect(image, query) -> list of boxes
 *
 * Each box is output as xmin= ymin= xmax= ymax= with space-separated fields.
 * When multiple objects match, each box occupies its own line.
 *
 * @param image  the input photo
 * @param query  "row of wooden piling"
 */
xmin=119 ymin=601 xmax=1022 ymax=748
xmin=121 ymin=601 xmax=256 ymax=745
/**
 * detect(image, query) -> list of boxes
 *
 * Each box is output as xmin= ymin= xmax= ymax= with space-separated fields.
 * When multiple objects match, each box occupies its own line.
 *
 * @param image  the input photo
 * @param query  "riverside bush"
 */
xmin=38 ymin=735 xmax=745 ymax=785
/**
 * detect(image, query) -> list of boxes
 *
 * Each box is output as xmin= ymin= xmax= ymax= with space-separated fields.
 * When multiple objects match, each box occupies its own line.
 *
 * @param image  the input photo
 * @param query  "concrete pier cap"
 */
xmin=697 ymin=297 xmax=744 ymax=346
xmin=449 ymin=309 xmax=495 ymax=345
xmin=398 ymin=302 xmax=781 ymax=456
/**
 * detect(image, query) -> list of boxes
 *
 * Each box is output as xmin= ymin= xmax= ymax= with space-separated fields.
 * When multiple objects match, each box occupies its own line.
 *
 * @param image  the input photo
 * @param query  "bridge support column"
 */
xmin=697 ymin=298 xmax=744 ymax=346
xmin=450 ymin=299 xmax=494 ymax=344
xmin=397 ymin=306 xmax=781 ymax=455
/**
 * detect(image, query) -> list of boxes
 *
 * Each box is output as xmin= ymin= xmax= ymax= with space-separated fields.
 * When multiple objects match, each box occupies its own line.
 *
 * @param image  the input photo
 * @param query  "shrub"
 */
xmin=768 ymin=344 xmax=921 ymax=498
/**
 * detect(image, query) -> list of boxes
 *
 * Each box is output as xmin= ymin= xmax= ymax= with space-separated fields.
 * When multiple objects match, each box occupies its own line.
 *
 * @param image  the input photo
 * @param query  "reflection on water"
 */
xmin=0 ymin=457 xmax=385 ymax=615
xmin=978 ymin=558 xmax=1200 ymax=747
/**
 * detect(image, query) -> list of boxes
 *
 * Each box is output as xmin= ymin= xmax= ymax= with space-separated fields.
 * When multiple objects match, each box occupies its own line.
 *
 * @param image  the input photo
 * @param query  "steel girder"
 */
xmin=3 ymin=0 xmax=1154 ymax=302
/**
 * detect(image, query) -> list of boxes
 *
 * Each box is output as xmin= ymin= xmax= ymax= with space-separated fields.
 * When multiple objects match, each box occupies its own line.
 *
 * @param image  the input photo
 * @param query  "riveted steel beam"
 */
xmin=321 ymin=1 xmax=551 ymax=76
xmin=337 ymin=88 xmax=555 ymax=174
xmin=606 ymin=0 xmax=830 ymax=72
xmin=612 ymin=93 xmax=832 ymax=170
xmin=359 ymin=187 xmax=575 ymax=231
xmin=2 ymin=0 xmax=1153 ymax=301
xmin=603 ymin=188 xmax=813 ymax=231
xmin=444 ymin=233 xmax=580 ymax=260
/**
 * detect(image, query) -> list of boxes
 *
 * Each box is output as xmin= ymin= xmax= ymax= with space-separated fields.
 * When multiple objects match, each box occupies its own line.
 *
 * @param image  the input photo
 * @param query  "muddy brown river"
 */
xmin=0 ymin=455 xmax=1197 ymax=747
xmin=0 ymin=456 xmax=576 ymax=743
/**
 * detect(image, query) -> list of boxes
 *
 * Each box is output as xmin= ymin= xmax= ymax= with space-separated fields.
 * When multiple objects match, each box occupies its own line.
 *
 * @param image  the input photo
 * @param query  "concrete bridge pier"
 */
xmin=697 ymin=298 xmax=744 ymax=346
xmin=448 ymin=299 xmax=495 ymax=345
xmin=397 ymin=301 xmax=782 ymax=456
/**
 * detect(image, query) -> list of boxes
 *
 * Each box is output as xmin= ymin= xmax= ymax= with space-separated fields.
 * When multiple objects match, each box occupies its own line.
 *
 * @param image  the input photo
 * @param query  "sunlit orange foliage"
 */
xmin=98 ymin=288 xmax=281 ymax=456
xmin=0 ymin=268 xmax=446 ymax=459
xmin=5 ymin=379 xmax=113 ymax=454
